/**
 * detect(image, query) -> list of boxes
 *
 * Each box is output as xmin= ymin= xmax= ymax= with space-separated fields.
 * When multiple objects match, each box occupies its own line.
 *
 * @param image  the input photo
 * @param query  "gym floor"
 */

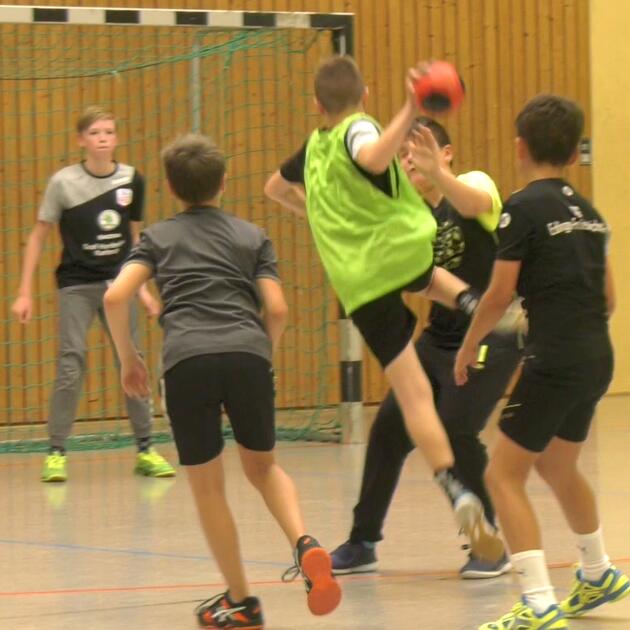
xmin=1 ymin=397 xmax=629 ymax=630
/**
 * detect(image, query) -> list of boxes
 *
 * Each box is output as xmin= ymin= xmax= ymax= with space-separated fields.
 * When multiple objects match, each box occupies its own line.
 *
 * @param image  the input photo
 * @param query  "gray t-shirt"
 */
xmin=125 ymin=206 xmax=279 ymax=372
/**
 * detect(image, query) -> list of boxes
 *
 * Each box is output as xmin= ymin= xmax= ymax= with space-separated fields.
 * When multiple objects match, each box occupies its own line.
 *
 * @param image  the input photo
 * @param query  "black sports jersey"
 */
xmin=497 ymin=178 xmax=610 ymax=366
xmin=426 ymin=197 xmax=498 ymax=347
xmin=38 ymin=162 xmax=144 ymax=288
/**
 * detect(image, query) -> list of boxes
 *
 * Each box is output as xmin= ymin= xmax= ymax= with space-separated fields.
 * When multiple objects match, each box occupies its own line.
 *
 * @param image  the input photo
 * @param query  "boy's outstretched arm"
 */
xmin=256 ymin=277 xmax=289 ymax=354
xmin=454 ymin=260 xmax=521 ymax=385
xmin=409 ymin=126 xmax=497 ymax=218
xmin=264 ymin=170 xmax=307 ymax=217
xmin=354 ymin=67 xmax=421 ymax=174
xmin=104 ymin=263 xmax=153 ymax=398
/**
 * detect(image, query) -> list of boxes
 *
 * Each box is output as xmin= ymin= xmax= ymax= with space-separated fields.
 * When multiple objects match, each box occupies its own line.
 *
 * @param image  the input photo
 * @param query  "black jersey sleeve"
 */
xmin=496 ymin=200 xmax=535 ymax=261
xmin=279 ymin=142 xmax=307 ymax=185
xmin=255 ymin=233 xmax=280 ymax=281
xmin=124 ymin=230 xmax=156 ymax=275
xmin=128 ymin=170 xmax=146 ymax=222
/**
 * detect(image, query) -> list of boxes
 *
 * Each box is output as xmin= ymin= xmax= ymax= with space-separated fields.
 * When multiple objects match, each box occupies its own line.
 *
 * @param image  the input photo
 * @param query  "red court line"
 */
xmin=2 ymin=557 xmax=629 ymax=598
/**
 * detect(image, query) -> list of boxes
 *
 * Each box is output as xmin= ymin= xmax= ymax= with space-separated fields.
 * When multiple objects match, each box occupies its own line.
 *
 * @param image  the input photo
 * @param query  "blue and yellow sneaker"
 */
xmin=41 ymin=450 xmax=67 ymax=482
xmin=560 ymin=565 xmax=630 ymax=617
xmin=135 ymin=448 xmax=176 ymax=478
xmin=479 ymin=599 xmax=567 ymax=629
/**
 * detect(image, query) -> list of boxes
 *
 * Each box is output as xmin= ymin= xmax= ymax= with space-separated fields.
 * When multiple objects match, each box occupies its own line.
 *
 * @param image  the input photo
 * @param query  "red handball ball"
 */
xmin=413 ymin=60 xmax=465 ymax=113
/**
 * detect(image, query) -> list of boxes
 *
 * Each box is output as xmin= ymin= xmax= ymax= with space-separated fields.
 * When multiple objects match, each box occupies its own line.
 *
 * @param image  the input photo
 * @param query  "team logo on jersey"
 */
xmin=499 ymin=212 xmax=511 ymax=228
xmin=562 ymin=185 xmax=574 ymax=197
xmin=568 ymin=204 xmax=583 ymax=219
xmin=116 ymin=188 xmax=133 ymax=207
xmin=97 ymin=209 xmax=122 ymax=231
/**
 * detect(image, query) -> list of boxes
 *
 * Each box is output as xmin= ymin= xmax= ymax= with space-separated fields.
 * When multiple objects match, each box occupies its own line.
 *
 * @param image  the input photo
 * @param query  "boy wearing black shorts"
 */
xmin=104 ymin=134 xmax=341 ymax=629
xmin=455 ymin=95 xmax=629 ymax=629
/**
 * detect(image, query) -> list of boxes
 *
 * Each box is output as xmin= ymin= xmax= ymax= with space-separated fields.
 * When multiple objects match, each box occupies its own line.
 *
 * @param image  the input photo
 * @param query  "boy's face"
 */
xmin=78 ymin=118 xmax=117 ymax=157
xmin=399 ymin=137 xmax=452 ymax=196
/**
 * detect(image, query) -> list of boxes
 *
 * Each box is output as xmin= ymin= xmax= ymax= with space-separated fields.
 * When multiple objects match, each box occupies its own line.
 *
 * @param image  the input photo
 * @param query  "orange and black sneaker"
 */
xmin=195 ymin=592 xmax=264 ymax=629
xmin=282 ymin=534 xmax=342 ymax=616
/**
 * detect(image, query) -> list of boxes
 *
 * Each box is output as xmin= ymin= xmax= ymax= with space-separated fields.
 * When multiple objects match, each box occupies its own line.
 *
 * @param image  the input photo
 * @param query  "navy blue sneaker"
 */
xmin=459 ymin=552 xmax=512 ymax=579
xmin=330 ymin=540 xmax=378 ymax=575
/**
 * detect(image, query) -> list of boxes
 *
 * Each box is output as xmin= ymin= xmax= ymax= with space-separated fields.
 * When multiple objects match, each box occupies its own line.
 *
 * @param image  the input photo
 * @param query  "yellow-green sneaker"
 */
xmin=560 ymin=565 xmax=630 ymax=618
xmin=479 ymin=599 xmax=567 ymax=629
xmin=41 ymin=451 xmax=67 ymax=483
xmin=134 ymin=448 xmax=176 ymax=478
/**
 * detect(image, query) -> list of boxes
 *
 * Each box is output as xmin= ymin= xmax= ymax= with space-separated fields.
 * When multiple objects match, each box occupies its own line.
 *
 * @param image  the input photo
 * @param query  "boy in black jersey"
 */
xmin=330 ymin=117 xmax=522 ymax=579
xmin=455 ymin=95 xmax=629 ymax=629
xmin=105 ymin=133 xmax=341 ymax=628
xmin=11 ymin=106 xmax=173 ymax=482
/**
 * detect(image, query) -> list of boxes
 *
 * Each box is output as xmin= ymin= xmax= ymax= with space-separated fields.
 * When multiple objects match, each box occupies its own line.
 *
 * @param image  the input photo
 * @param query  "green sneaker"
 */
xmin=479 ymin=599 xmax=567 ymax=629
xmin=560 ymin=565 xmax=630 ymax=617
xmin=41 ymin=451 xmax=67 ymax=482
xmin=134 ymin=448 xmax=176 ymax=478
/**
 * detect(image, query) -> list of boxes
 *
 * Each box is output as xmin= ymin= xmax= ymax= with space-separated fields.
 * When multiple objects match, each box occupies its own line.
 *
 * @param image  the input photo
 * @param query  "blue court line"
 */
xmin=0 ymin=538 xmax=289 ymax=568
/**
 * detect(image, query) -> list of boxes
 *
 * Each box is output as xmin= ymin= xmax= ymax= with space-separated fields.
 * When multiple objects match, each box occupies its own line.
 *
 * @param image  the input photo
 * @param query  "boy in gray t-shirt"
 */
xmin=104 ymin=133 xmax=341 ymax=628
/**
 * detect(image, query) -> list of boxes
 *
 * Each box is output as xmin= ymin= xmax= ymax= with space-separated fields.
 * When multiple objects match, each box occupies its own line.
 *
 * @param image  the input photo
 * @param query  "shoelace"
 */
xmin=281 ymin=563 xmax=301 ymax=583
xmin=195 ymin=591 xmax=226 ymax=614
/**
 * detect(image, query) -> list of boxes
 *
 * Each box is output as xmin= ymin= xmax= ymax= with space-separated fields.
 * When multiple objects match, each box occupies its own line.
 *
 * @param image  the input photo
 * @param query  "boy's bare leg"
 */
xmin=185 ymin=457 xmax=250 ymax=602
xmin=535 ymin=437 xmax=599 ymax=534
xmin=485 ymin=434 xmax=541 ymax=552
xmin=384 ymin=340 xmax=453 ymax=470
xmin=238 ymin=446 xmax=305 ymax=546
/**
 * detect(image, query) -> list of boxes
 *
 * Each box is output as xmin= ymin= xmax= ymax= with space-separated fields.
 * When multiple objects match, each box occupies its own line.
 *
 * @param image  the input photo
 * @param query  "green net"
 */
xmin=0 ymin=23 xmax=341 ymax=453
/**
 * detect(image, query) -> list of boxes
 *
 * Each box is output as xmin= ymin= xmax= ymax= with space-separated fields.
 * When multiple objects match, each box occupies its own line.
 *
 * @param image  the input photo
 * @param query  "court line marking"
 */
xmin=1 ymin=557 xmax=628 ymax=598
xmin=0 ymin=537 xmax=288 ymax=568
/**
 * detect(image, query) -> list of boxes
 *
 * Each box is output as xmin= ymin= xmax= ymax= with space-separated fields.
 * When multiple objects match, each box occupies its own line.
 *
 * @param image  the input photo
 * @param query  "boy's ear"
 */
xmin=313 ymin=96 xmax=327 ymax=115
xmin=221 ymin=172 xmax=227 ymax=191
xmin=77 ymin=133 xmax=86 ymax=148
xmin=515 ymin=136 xmax=528 ymax=161
xmin=442 ymin=144 xmax=454 ymax=166
xmin=566 ymin=148 xmax=579 ymax=167
xmin=362 ymin=86 xmax=369 ymax=107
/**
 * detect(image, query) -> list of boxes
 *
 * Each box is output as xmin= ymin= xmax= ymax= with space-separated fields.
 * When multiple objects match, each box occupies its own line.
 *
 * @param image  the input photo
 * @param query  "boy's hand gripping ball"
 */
xmin=414 ymin=60 xmax=465 ymax=113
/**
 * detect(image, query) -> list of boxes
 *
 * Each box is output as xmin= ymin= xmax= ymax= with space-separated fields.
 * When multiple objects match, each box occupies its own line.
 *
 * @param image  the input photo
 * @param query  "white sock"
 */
xmin=577 ymin=527 xmax=611 ymax=582
xmin=511 ymin=550 xmax=557 ymax=615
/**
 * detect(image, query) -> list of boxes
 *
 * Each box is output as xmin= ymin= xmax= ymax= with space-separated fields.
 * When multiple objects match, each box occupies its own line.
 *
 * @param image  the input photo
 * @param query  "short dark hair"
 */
xmin=410 ymin=116 xmax=452 ymax=147
xmin=161 ymin=134 xmax=226 ymax=205
xmin=314 ymin=55 xmax=365 ymax=114
xmin=516 ymin=94 xmax=584 ymax=166
xmin=76 ymin=106 xmax=115 ymax=134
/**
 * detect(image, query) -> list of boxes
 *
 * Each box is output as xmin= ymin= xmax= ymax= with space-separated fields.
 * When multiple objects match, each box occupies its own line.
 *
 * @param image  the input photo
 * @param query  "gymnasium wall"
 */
xmin=2 ymin=0 xmax=602 ymax=428
xmin=590 ymin=0 xmax=630 ymax=395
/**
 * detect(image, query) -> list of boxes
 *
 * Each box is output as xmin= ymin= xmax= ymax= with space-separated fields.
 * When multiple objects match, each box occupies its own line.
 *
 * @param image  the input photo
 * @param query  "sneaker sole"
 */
xmin=460 ymin=561 xmax=512 ymax=580
xmin=454 ymin=495 xmax=504 ymax=564
xmin=134 ymin=467 xmax=176 ymax=478
xmin=301 ymin=547 xmax=342 ymax=616
xmin=332 ymin=561 xmax=378 ymax=576
xmin=42 ymin=475 xmax=67 ymax=482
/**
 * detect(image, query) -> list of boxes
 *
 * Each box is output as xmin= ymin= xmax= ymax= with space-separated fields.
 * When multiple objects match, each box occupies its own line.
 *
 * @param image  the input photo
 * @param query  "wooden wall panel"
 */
xmin=1 ymin=0 xmax=592 ymax=427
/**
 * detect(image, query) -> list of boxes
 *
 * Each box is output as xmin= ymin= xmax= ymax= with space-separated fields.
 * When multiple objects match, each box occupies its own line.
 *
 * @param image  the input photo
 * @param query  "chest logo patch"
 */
xmin=116 ymin=187 xmax=133 ymax=207
xmin=434 ymin=220 xmax=465 ymax=270
xmin=97 ymin=209 xmax=122 ymax=231
xmin=499 ymin=212 xmax=511 ymax=229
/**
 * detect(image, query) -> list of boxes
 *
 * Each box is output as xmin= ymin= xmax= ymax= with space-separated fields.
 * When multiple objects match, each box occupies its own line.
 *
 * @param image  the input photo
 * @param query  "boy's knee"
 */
xmin=242 ymin=455 xmax=273 ymax=486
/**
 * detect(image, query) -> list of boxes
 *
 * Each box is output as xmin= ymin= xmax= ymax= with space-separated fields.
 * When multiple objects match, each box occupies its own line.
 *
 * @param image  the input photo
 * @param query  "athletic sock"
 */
xmin=577 ymin=526 xmax=611 ymax=582
xmin=137 ymin=436 xmax=151 ymax=453
xmin=434 ymin=467 xmax=467 ymax=506
xmin=512 ymin=549 xmax=557 ymax=614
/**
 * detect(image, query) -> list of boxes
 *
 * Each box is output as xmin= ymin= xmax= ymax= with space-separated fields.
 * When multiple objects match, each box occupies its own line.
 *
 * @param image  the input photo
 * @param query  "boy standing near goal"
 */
xmin=265 ymin=55 xmax=512 ymax=560
xmin=329 ymin=116 xmax=522 ymax=579
xmin=455 ymin=94 xmax=629 ymax=628
xmin=11 ymin=106 xmax=174 ymax=482
xmin=104 ymin=133 xmax=341 ymax=629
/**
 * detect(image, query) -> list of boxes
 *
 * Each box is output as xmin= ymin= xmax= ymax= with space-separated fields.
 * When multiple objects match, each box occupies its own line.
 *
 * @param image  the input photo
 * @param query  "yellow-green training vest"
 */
xmin=304 ymin=113 xmax=437 ymax=314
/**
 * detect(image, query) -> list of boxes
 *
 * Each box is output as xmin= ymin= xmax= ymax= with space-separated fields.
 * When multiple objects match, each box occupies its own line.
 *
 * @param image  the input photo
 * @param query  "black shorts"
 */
xmin=350 ymin=266 xmax=435 ymax=368
xmin=498 ymin=351 xmax=613 ymax=453
xmin=163 ymin=352 xmax=275 ymax=465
